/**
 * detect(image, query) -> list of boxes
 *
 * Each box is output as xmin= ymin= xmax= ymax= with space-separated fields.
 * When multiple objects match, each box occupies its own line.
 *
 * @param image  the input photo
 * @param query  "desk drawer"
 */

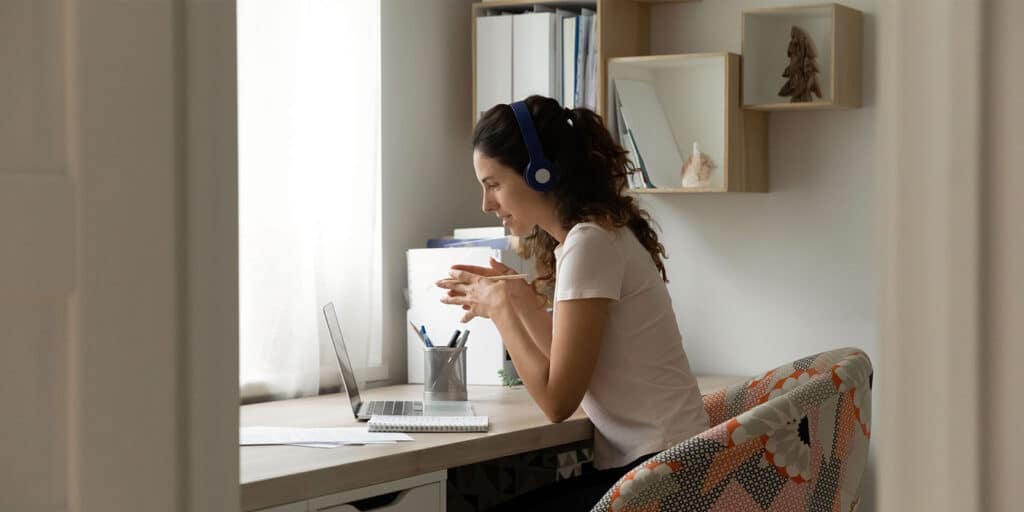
xmin=315 ymin=481 xmax=442 ymax=512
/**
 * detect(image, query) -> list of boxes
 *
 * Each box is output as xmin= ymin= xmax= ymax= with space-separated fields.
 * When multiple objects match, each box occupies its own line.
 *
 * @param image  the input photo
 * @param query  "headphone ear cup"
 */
xmin=524 ymin=165 xmax=555 ymax=192
xmin=510 ymin=101 xmax=557 ymax=192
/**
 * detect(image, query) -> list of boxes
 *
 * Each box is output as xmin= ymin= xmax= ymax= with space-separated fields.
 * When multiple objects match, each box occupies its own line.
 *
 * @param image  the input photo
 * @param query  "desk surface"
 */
xmin=241 ymin=376 xmax=746 ymax=511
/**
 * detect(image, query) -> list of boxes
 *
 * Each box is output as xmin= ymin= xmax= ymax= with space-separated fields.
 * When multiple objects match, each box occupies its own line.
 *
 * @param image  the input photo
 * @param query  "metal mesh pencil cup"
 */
xmin=423 ymin=346 xmax=468 ymax=401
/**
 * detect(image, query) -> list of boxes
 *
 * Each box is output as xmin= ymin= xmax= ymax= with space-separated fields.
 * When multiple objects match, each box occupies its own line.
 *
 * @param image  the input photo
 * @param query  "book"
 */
xmin=574 ymin=9 xmax=593 ymax=107
xmin=425 ymin=237 xmax=509 ymax=250
xmin=615 ymin=90 xmax=644 ymax=189
xmin=583 ymin=10 xmax=597 ymax=109
xmin=615 ymin=88 xmax=655 ymax=188
xmin=367 ymin=415 xmax=490 ymax=433
xmin=453 ymin=226 xmax=506 ymax=239
xmin=614 ymin=79 xmax=682 ymax=188
xmin=627 ymin=128 xmax=656 ymax=188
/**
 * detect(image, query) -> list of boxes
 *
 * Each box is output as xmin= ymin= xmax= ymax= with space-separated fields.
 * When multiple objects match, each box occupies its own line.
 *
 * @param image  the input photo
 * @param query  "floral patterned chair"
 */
xmin=592 ymin=347 xmax=872 ymax=512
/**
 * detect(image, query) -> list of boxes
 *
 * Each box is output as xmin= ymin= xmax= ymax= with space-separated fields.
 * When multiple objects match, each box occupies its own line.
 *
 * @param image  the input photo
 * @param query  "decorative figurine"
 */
xmin=681 ymin=141 xmax=715 ymax=188
xmin=778 ymin=25 xmax=823 ymax=102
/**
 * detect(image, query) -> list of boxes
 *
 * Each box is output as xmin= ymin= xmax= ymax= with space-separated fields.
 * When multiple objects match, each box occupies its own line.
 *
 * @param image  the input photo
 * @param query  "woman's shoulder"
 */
xmin=558 ymin=222 xmax=624 ymax=260
xmin=566 ymin=221 xmax=622 ymax=241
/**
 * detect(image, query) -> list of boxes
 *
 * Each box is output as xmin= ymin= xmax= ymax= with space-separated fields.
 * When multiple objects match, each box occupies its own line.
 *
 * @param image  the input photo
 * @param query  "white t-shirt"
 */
xmin=553 ymin=222 xmax=708 ymax=469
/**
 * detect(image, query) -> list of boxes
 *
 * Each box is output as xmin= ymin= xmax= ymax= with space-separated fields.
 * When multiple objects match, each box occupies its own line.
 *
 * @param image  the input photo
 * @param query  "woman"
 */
xmin=437 ymin=96 xmax=707 ymax=510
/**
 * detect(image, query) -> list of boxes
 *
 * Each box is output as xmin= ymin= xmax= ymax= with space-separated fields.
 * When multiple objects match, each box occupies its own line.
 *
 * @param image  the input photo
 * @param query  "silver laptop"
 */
xmin=322 ymin=302 xmax=474 ymax=421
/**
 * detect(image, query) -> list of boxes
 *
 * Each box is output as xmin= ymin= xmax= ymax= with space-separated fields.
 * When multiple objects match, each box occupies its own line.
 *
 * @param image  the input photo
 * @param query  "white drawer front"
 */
xmin=317 ymin=481 xmax=442 ymax=512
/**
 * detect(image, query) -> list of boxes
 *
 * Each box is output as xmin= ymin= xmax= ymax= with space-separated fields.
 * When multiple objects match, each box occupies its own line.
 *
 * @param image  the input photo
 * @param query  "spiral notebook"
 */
xmin=367 ymin=415 xmax=489 ymax=433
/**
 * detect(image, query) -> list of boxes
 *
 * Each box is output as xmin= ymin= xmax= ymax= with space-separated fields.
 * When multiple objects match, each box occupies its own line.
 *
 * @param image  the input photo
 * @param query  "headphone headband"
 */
xmin=510 ymin=101 xmax=557 ymax=191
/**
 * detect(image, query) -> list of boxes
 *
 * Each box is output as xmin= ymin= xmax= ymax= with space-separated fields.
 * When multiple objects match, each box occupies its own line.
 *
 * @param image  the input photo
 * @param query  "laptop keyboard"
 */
xmin=367 ymin=400 xmax=423 ymax=416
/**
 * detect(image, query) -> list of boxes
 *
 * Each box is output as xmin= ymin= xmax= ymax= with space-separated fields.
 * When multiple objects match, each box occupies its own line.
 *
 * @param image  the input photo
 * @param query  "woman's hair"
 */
xmin=472 ymin=95 xmax=668 ymax=295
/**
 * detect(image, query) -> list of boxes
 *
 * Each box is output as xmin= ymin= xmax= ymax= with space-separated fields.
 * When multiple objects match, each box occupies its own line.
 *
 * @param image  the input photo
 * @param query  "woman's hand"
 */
xmin=437 ymin=258 xmax=525 ymax=323
xmin=447 ymin=257 xmax=516 ymax=279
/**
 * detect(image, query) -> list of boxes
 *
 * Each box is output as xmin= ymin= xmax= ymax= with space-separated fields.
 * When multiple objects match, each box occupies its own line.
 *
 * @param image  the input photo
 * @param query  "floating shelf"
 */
xmin=741 ymin=3 xmax=863 ymax=110
xmin=628 ymin=187 xmax=721 ymax=194
xmin=607 ymin=52 xmax=768 ymax=193
xmin=471 ymin=0 xmax=651 ymax=126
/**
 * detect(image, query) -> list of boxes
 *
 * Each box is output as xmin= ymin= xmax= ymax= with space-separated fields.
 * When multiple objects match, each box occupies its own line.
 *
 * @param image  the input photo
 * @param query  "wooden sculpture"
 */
xmin=778 ymin=25 xmax=823 ymax=102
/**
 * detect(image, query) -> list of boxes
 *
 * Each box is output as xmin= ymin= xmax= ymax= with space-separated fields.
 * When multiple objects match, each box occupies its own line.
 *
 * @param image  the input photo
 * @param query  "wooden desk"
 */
xmin=241 ymin=376 xmax=746 ymax=511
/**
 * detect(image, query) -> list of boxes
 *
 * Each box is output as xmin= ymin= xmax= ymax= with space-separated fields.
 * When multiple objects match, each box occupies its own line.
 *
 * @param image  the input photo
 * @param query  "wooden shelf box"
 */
xmin=741 ymin=3 xmax=863 ymax=111
xmin=607 ymin=53 xmax=768 ymax=193
xmin=471 ymin=0 xmax=650 ymax=126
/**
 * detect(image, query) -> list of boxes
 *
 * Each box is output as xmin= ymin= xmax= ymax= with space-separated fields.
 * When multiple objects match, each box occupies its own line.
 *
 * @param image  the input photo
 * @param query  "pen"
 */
xmin=409 ymin=321 xmax=431 ymax=348
xmin=455 ymin=329 xmax=470 ymax=348
xmin=447 ymin=329 xmax=461 ymax=348
xmin=420 ymin=325 xmax=434 ymax=348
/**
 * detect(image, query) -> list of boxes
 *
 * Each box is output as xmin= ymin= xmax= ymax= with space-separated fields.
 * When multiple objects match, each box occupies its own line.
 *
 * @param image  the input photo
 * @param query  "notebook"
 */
xmin=367 ymin=415 xmax=490 ymax=433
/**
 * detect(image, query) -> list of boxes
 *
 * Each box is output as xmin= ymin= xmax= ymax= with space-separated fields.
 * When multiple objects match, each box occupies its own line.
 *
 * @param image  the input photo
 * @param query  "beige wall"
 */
xmin=379 ymin=0 xmax=492 ymax=385
xmin=647 ymin=0 xmax=879 ymax=387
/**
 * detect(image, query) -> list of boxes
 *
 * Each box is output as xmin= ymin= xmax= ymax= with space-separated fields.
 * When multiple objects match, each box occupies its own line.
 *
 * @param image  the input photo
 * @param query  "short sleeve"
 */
xmin=554 ymin=224 xmax=625 ymax=302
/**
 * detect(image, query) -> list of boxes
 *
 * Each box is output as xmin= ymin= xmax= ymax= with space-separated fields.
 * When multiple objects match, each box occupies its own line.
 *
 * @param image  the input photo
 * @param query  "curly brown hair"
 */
xmin=472 ymin=95 xmax=668 ymax=295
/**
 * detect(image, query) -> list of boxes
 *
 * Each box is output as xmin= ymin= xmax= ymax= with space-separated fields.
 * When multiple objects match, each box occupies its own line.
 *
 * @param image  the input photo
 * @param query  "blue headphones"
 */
xmin=510 ymin=101 xmax=557 ymax=192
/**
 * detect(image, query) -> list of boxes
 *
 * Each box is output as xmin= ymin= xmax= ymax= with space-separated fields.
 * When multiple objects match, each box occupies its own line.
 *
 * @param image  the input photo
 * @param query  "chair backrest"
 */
xmin=592 ymin=347 xmax=872 ymax=512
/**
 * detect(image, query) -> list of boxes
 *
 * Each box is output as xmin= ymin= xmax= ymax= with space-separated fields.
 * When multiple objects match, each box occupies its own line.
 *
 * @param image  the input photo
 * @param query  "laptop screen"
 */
xmin=322 ymin=302 xmax=362 ymax=417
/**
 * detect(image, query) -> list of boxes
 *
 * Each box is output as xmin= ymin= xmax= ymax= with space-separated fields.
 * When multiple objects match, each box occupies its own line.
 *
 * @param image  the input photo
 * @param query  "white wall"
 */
xmin=647 ymin=0 xmax=878 ymax=378
xmin=380 ymin=0 xmax=493 ymax=385
xmin=648 ymin=0 xmax=878 ymax=509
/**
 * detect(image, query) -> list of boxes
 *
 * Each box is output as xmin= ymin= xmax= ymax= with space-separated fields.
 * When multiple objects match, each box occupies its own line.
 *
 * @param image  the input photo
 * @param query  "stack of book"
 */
xmin=476 ymin=5 xmax=599 ymax=117
xmin=614 ymin=79 xmax=684 ymax=190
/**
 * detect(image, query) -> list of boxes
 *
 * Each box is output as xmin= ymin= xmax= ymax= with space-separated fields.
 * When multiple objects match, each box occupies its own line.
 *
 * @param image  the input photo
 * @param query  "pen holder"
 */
xmin=423 ymin=346 xmax=468 ymax=401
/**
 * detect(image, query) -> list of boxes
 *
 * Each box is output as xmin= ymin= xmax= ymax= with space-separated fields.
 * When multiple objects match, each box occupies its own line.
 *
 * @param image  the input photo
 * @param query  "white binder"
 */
xmin=561 ymin=16 xmax=578 ymax=108
xmin=512 ymin=11 xmax=557 ymax=101
xmin=475 ymin=15 xmax=512 ymax=118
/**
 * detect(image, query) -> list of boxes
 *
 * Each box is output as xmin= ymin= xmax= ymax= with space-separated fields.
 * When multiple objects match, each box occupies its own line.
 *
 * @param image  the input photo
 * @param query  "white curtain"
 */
xmin=238 ymin=0 xmax=382 ymax=401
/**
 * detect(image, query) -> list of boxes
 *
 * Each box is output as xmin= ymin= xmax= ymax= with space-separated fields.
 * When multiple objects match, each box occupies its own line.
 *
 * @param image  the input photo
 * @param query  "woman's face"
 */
xmin=473 ymin=149 xmax=553 ymax=237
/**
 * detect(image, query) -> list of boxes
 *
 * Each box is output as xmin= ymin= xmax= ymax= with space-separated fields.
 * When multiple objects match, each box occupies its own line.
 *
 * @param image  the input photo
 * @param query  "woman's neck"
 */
xmin=538 ymin=218 xmax=569 ymax=245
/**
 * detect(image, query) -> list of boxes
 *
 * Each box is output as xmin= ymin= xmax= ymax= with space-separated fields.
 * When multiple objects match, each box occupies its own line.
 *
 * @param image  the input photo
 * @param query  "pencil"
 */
xmin=486 ymin=273 xmax=528 ymax=281
xmin=440 ymin=273 xmax=527 ymax=284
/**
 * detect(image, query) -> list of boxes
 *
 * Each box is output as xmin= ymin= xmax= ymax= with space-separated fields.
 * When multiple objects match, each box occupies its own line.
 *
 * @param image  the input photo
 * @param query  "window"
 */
xmin=238 ymin=0 xmax=382 ymax=401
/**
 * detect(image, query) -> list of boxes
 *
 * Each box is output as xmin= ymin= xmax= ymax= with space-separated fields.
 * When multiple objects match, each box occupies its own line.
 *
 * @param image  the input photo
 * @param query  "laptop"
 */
xmin=322 ymin=302 xmax=475 ymax=421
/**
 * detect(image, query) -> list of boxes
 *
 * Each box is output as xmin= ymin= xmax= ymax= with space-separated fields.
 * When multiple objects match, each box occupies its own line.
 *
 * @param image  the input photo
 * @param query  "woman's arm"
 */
xmin=492 ymin=293 xmax=609 ymax=423
xmin=504 ymin=281 xmax=554 ymax=358
xmin=439 ymin=260 xmax=609 ymax=422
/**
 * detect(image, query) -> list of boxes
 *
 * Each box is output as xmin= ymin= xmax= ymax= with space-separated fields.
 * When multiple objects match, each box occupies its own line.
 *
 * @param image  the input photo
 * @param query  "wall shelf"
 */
xmin=608 ymin=53 xmax=768 ymax=193
xmin=628 ymin=187 xmax=722 ymax=194
xmin=741 ymin=3 xmax=863 ymax=111
xmin=471 ymin=0 xmax=651 ymax=126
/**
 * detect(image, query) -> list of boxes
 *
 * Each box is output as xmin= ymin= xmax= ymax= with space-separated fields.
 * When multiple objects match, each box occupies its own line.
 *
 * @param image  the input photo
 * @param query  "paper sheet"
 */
xmin=240 ymin=426 xmax=413 ymax=448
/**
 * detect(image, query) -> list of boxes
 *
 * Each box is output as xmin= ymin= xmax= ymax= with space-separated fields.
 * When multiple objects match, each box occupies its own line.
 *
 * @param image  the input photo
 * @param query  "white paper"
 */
xmin=290 ymin=442 xmax=343 ymax=449
xmin=240 ymin=426 xmax=413 ymax=446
